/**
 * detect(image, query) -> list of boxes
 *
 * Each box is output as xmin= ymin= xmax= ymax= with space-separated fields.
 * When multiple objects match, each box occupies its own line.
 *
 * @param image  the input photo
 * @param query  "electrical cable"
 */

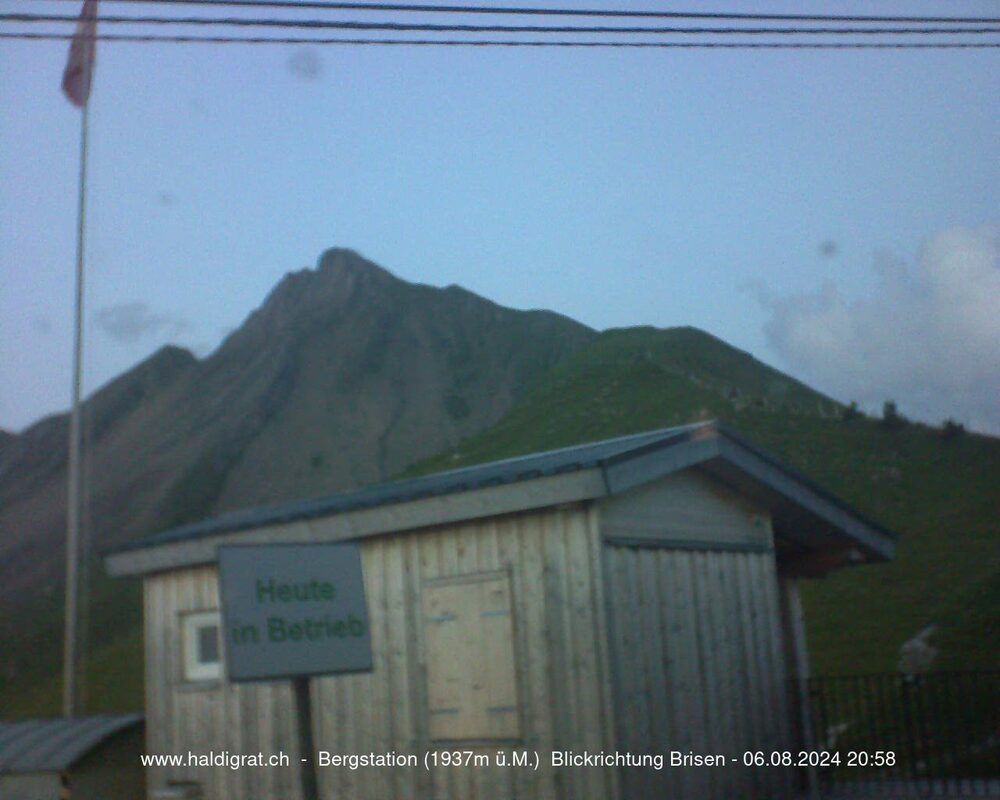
xmin=18 ymin=0 xmax=1000 ymax=26
xmin=3 ymin=30 xmax=999 ymax=47
xmin=6 ymin=12 xmax=1000 ymax=35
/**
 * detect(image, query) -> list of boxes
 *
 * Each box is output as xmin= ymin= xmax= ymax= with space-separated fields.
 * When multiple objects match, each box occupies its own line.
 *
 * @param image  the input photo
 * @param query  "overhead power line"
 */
xmin=3 ymin=31 xmax=999 ymax=48
xmin=6 ymin=12 xmax=1000 ymax=36
xmin=20 ymin=0 xmax=1000 ymax=25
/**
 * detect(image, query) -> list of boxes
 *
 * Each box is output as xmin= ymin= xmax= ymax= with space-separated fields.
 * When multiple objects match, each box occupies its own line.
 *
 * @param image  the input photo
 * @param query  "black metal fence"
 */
xmin=795 ymin=671 xmax=999 ymax=796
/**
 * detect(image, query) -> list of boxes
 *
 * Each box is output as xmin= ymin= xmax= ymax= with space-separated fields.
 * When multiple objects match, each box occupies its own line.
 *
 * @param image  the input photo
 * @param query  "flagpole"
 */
xmin=63 ymin=98 xmax=89 ymax=720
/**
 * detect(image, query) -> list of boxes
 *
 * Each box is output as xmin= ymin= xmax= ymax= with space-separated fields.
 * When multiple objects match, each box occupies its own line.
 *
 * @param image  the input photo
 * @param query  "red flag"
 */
xmin=62 ymin=0 xmax=98 ymax=107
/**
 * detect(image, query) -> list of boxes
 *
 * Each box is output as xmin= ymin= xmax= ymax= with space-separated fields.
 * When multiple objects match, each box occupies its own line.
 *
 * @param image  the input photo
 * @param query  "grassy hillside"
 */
xmin=0 ymin=561 xmax=141 ymax=718
xmin=3 ymin=324 xmax=995 ymax=718
xmin=409 ymin=327 xmax=1000 ymax=675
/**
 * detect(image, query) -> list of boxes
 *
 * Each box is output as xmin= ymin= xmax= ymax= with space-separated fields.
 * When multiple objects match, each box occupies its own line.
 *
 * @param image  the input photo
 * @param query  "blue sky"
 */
xmin=2 ymin=0 xmax=998 ymax=433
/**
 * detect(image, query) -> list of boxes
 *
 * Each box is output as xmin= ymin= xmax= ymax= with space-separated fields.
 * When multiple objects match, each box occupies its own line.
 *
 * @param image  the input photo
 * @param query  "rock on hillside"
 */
xmin=0 ymin=248 xmax=595 ymax=691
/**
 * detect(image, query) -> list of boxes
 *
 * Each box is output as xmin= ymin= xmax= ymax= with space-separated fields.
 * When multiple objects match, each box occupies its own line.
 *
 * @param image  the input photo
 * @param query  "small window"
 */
xmin=182 ymin=610 xmax=222 ymax=682
xmin=422 ymin=571 xmax=520 ymax=742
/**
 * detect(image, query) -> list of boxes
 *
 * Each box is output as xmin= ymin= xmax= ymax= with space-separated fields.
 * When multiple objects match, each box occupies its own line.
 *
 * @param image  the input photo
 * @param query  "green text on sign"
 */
xmin=218 ymin=543 xmax=373 ymax=681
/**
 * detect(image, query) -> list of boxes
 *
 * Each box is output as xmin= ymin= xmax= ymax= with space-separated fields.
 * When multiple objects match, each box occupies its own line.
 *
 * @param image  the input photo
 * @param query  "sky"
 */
xmin=2 ymin=0 xmax=998 ymax=435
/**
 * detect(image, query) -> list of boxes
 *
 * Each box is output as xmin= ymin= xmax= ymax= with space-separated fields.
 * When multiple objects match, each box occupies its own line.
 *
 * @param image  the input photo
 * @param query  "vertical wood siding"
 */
xmin=144 ymin=565 xmax=303 ymax=800
xmin=602 ymin=545 xmax=793 ymax=800
xmin=601 ymin=470 xmax=772 ymax=549
xmin=311 ymin=505 xmax=618 ymax=800
xmin=142 ymin=504 xmax=619 ymax=800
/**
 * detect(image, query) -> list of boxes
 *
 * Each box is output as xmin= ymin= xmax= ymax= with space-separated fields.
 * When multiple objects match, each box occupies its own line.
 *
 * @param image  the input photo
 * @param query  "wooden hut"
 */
xmin=0 ymin=714 xmax=144 ymax=800
xmin=106 ymin=421 xmax=895 ymax=800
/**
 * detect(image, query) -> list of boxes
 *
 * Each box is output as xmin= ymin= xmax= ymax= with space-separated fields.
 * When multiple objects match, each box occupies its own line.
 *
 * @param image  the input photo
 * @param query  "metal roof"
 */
xmin=109 ymin=420 xmax=897 ymax=564
xmin=0 ymin=714 xmax=143 ymax=774
xmin=114 ymin=422 xmax=713 ymax=553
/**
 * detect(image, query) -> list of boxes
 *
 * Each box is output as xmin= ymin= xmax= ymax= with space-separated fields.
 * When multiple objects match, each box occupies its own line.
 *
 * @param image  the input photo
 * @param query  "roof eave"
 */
xmin=713 ymin=433 xmax=896 ymax=561
xmin=105 ymin=421 xmax=897 ymax=578
xmin=105 ymin=467 xmax=608 ymax=577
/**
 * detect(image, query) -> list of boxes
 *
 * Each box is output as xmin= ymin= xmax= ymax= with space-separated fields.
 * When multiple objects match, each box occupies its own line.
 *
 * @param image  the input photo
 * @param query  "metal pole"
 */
xmin=784 ymin=579 xmax=820 ymax=800
xmin=294 ymin=677 xmax=319 ymax=800
xmin=63 ymin=99 xmax=89 ymax=719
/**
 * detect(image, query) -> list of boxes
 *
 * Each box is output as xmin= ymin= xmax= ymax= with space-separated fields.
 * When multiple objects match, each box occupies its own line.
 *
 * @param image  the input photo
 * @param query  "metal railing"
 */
xmin=794 ymin=671 xmax=999 ymax=796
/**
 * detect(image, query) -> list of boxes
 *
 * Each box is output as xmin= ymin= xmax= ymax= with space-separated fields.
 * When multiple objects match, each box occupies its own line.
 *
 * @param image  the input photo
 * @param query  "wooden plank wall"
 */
xmin=601 ymin=470 xmax=771 ymax=549
xmin=603 ymin=545 xmax=794 ymax=800
xmin=144 ymin=564 xmax=303 ymax=800
xmin=422 ymin=572 xmax=520 ymax=741
xmin=311 ymin=505 xmax=618 ymax=800
xmin=142 ymin=504 xmax=620 ymax=800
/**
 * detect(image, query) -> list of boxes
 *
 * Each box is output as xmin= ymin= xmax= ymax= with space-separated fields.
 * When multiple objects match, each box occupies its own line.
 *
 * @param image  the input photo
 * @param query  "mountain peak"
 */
xmin=230 ymin=249 xmax=399 ymax=344
xmin=315 ymin=247 xmax=399 ymax=285
xmin=317 ymin=246 xmax=368 ymax=269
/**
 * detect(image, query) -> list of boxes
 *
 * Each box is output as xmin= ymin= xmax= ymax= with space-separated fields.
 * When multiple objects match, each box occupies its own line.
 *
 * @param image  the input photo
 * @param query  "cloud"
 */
xmin=94 ymin=302 xmax=188 ymax=343
xmin=757 ymin=224 xmax=1000 ymax=434
xmin=286 ymin=48 xmax=323 ymax=80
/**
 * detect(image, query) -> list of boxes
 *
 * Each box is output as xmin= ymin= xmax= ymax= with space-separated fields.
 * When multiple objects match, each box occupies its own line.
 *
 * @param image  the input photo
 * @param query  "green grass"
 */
xmin=407 ymin=327 xmax=1000 ymax=675
xmin=0 ymin=563 xmax=143 ymax=718
xmin=2 ymin=325 xmax=995 ymax=719
xmin=1 ymin=628 xmax=144 ymax=719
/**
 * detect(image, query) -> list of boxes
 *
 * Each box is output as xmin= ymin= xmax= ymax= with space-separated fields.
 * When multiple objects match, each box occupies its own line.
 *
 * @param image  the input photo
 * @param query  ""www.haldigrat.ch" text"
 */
xmin=141 ymin=751 xmax=290 ymax=770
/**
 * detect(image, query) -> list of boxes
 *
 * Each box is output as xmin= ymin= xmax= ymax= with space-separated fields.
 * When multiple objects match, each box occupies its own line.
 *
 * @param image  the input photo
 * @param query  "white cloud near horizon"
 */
xmin=757 ymin=224 xmax=1000 ymax=435
xmin=94 ymin=302 xmax=189 ymax=344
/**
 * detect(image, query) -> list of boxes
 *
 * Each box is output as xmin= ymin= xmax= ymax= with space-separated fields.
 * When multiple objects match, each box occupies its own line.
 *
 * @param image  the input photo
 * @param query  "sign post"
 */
xmin=218 ymin=543 xmax=373 ymax=800
xmin=293 ymin=676 xmax=319 ymax=800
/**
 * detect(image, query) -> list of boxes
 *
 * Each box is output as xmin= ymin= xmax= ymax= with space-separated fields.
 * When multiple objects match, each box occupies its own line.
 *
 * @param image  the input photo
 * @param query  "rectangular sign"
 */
xmin=218 ymin=543 xmax=372 ymax=681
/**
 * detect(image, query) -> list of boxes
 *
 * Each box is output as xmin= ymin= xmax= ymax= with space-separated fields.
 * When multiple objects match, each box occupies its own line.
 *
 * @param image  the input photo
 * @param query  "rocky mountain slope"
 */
xmin=0 ymin=248 xmax=594 ymax=698
xmin=1 ymin=248 xmax=995 ymax=717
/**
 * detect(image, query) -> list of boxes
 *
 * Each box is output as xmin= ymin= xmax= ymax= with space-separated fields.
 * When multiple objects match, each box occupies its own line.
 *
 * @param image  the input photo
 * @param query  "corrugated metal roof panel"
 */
xmin=107 ymin=419 xmax=897 ymax=564
xmin=113 ymin=422 xmax=710 ymax=553
xmin=0 ymin=714 xmax=143 ymax=774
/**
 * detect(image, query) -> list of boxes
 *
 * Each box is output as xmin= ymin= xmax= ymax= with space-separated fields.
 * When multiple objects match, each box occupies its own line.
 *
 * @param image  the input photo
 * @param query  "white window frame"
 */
xmin=181 ymin=610 xmax=223 ymax=682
